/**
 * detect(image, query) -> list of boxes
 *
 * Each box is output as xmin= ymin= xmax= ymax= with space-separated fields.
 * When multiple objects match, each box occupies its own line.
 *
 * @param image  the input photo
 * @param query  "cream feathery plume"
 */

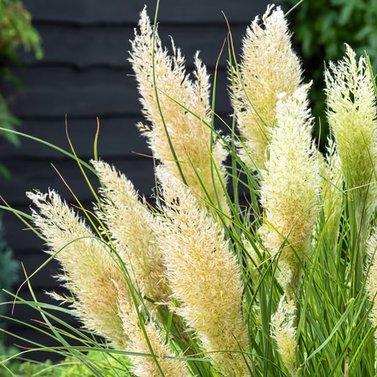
xmin=116 ymin=286 xmax=189 ymax=377
xmin=130 ymin=8 xmax=228 ymax=211
xmin=260 ymin=84 xmax=320 ymax=296
xmin=27 ymin=190 xmax=127 ymax=348
xmin=92 ymin=159 xmax=170 ymax=304
xmin=325 ymin=46 xmax=377 ymax=240
xmin=231 ymin=5 xmax=302 ymax=170
xmin=271 ymin=296 xmax=299 ymax=376
xmin=154 ymin=167 xmax=251 ymax=377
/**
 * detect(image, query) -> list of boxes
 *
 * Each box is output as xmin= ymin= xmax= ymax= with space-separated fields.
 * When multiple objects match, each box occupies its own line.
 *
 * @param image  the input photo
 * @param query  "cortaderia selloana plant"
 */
xmin=4 ymin=2 xmax=377 ymax=377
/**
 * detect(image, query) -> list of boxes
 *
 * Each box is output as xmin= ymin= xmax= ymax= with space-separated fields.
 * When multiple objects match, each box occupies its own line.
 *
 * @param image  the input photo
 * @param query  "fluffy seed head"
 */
xmin=27 ymin=190 xmax=127 ymax=348
xmin=325 ymin=46 xmax=377 ymax=230
xmin=117 ymin=286 xmax=188 ymax=377
xmin=271 ymin=297 xmax=298 ymax=376
xmin=260 ymin=85 xmax=320 ymax=295
xmin=154 ymin=167 xmax=250 ymax=376
xmin=92 ymin=160 xmax=170 ymax=304
xmin=130 ymin=8 xmax=227 ymax=210
xmin=231 ymin=5 xmax=302 ymax=169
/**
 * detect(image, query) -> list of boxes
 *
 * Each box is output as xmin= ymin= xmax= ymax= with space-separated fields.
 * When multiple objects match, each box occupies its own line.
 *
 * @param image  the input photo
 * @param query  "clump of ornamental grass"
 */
xmin=3 ymin=3 xmax=377 ymax=377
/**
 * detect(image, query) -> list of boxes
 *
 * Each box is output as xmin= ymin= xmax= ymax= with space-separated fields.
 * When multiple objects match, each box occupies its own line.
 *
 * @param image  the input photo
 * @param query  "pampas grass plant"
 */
xmin=2 ymin=2 xmax=377 ymax=376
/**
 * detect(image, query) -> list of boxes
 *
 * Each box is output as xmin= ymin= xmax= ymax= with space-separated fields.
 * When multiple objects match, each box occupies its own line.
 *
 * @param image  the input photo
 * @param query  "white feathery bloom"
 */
xmin=260 ymin=85 xmax=320 ymax=296
xmin=92 ymin=159 xmax=170 ymax=304
xmin=116 ymin=286 xmax=189 ymax=377
xmin=154 ymin=167 xmax=250 ymax=377
xmin=231 ymin=5 xmax=302 ymax=170
xmin=325 ymin=46 xmax=377 ymax=238
xmin=130 ymin=8 xmax=227 ymax=210
xmin=27 ymin=190 xmax=127 ymax=348
xmin=271 ymin=297 xmax=298 ymax=376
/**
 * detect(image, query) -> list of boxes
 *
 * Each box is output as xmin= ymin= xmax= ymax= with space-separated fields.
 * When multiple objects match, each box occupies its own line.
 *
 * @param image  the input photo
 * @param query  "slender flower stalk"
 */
xmin=130 ymin=8 xmax=227 ymax=211
xmin=260 ymin=84 xmax=320 ymax=297
xmin=231 ymin=5 xmax=302 ymax=170
xmin=92 ymin=159 xmax=170 ymax=304
xmin=319 ymin=140 xmax=343 ymax=251
xmin=154 ymin=167 xmax=250 ymax=377
xmin=116 ymin=286 xmax=189 ymax=377
xmin=325 ymin=46 xmax=377 ymax=244
xmin=27 ymin=190 xmax=127 ymax=348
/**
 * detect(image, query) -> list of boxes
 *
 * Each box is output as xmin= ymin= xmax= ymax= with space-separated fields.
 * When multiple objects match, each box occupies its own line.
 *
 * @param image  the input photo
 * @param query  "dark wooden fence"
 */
xmin=1 ymin=0 xmax=268 ymax=357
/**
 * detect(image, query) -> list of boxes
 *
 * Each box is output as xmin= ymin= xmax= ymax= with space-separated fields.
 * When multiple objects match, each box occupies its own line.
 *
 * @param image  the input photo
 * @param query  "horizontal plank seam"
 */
xmin=31 ymin=20 xmax=250 ymax=28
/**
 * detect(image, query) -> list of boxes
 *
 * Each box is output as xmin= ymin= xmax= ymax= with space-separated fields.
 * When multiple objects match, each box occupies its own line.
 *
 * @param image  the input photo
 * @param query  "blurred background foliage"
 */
xmin=0 ymin=219 xmax=18 ymax=312
xmin=0 ymin=0 xmax=42 ymax=355
xmin=0 ymin=0 xmax=42 ymax=61
xmin=0 ymin=0 xmax=42 ymax=162
xmin=284 ymin=0 xmax=377 ymax=147
xmin=0 ymin=348 xmax=132 ymax=377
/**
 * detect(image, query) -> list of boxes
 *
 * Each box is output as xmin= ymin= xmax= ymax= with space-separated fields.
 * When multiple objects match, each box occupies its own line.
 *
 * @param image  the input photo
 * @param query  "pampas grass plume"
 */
xmin=325 ymin=46 xmax=377 ymax=236
xmin=271 ymin=297 xmax=298 ymax=376
xmin=260 ymin=85 xmax=320 ymax=296
xmin=116 ymin=286 xmax=188 ymax=377
xmin=130 ymin=8 xmax=227 ymax=210
xmin=154 ymin=167 xmax=250 ymax=376
xmin=92 ymin=159 xmax=170 ymax=304
xmin=27 ymin=190 xmax=127 ymax=348
xmin=231 ymin=5 xmax=302 ymax=169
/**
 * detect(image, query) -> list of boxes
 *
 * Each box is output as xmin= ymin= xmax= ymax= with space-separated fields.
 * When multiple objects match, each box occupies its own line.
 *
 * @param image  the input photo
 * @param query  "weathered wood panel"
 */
xmin=0 ymin=116 xmax=149 ymax=158
xmin=0 ymin=110 xmax=231 ymax=159
xmin=5 ymin=67 xmax=231 ymax=117
xmin=23 ymin=0 xmax=267 ymax=24
xmin=1 ymin=157 xmax=155 ymax=206
xmin=20 ymin=24 xmax=246 ymax=69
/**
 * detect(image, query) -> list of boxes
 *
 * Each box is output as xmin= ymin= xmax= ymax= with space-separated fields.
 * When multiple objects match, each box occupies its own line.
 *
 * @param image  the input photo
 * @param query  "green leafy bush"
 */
xmin=0 ymin=0 xmax=42 ymax=61
xmin=0 ymin=0 xmax=42 ymax=154
xmin=284 ymin=0 xmax=377 ymax=143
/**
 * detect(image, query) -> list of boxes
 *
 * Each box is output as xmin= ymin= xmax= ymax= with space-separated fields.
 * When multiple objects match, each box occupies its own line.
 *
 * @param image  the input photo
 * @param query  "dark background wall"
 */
xmin=0 ymin=0 xmax=268 ymax=355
